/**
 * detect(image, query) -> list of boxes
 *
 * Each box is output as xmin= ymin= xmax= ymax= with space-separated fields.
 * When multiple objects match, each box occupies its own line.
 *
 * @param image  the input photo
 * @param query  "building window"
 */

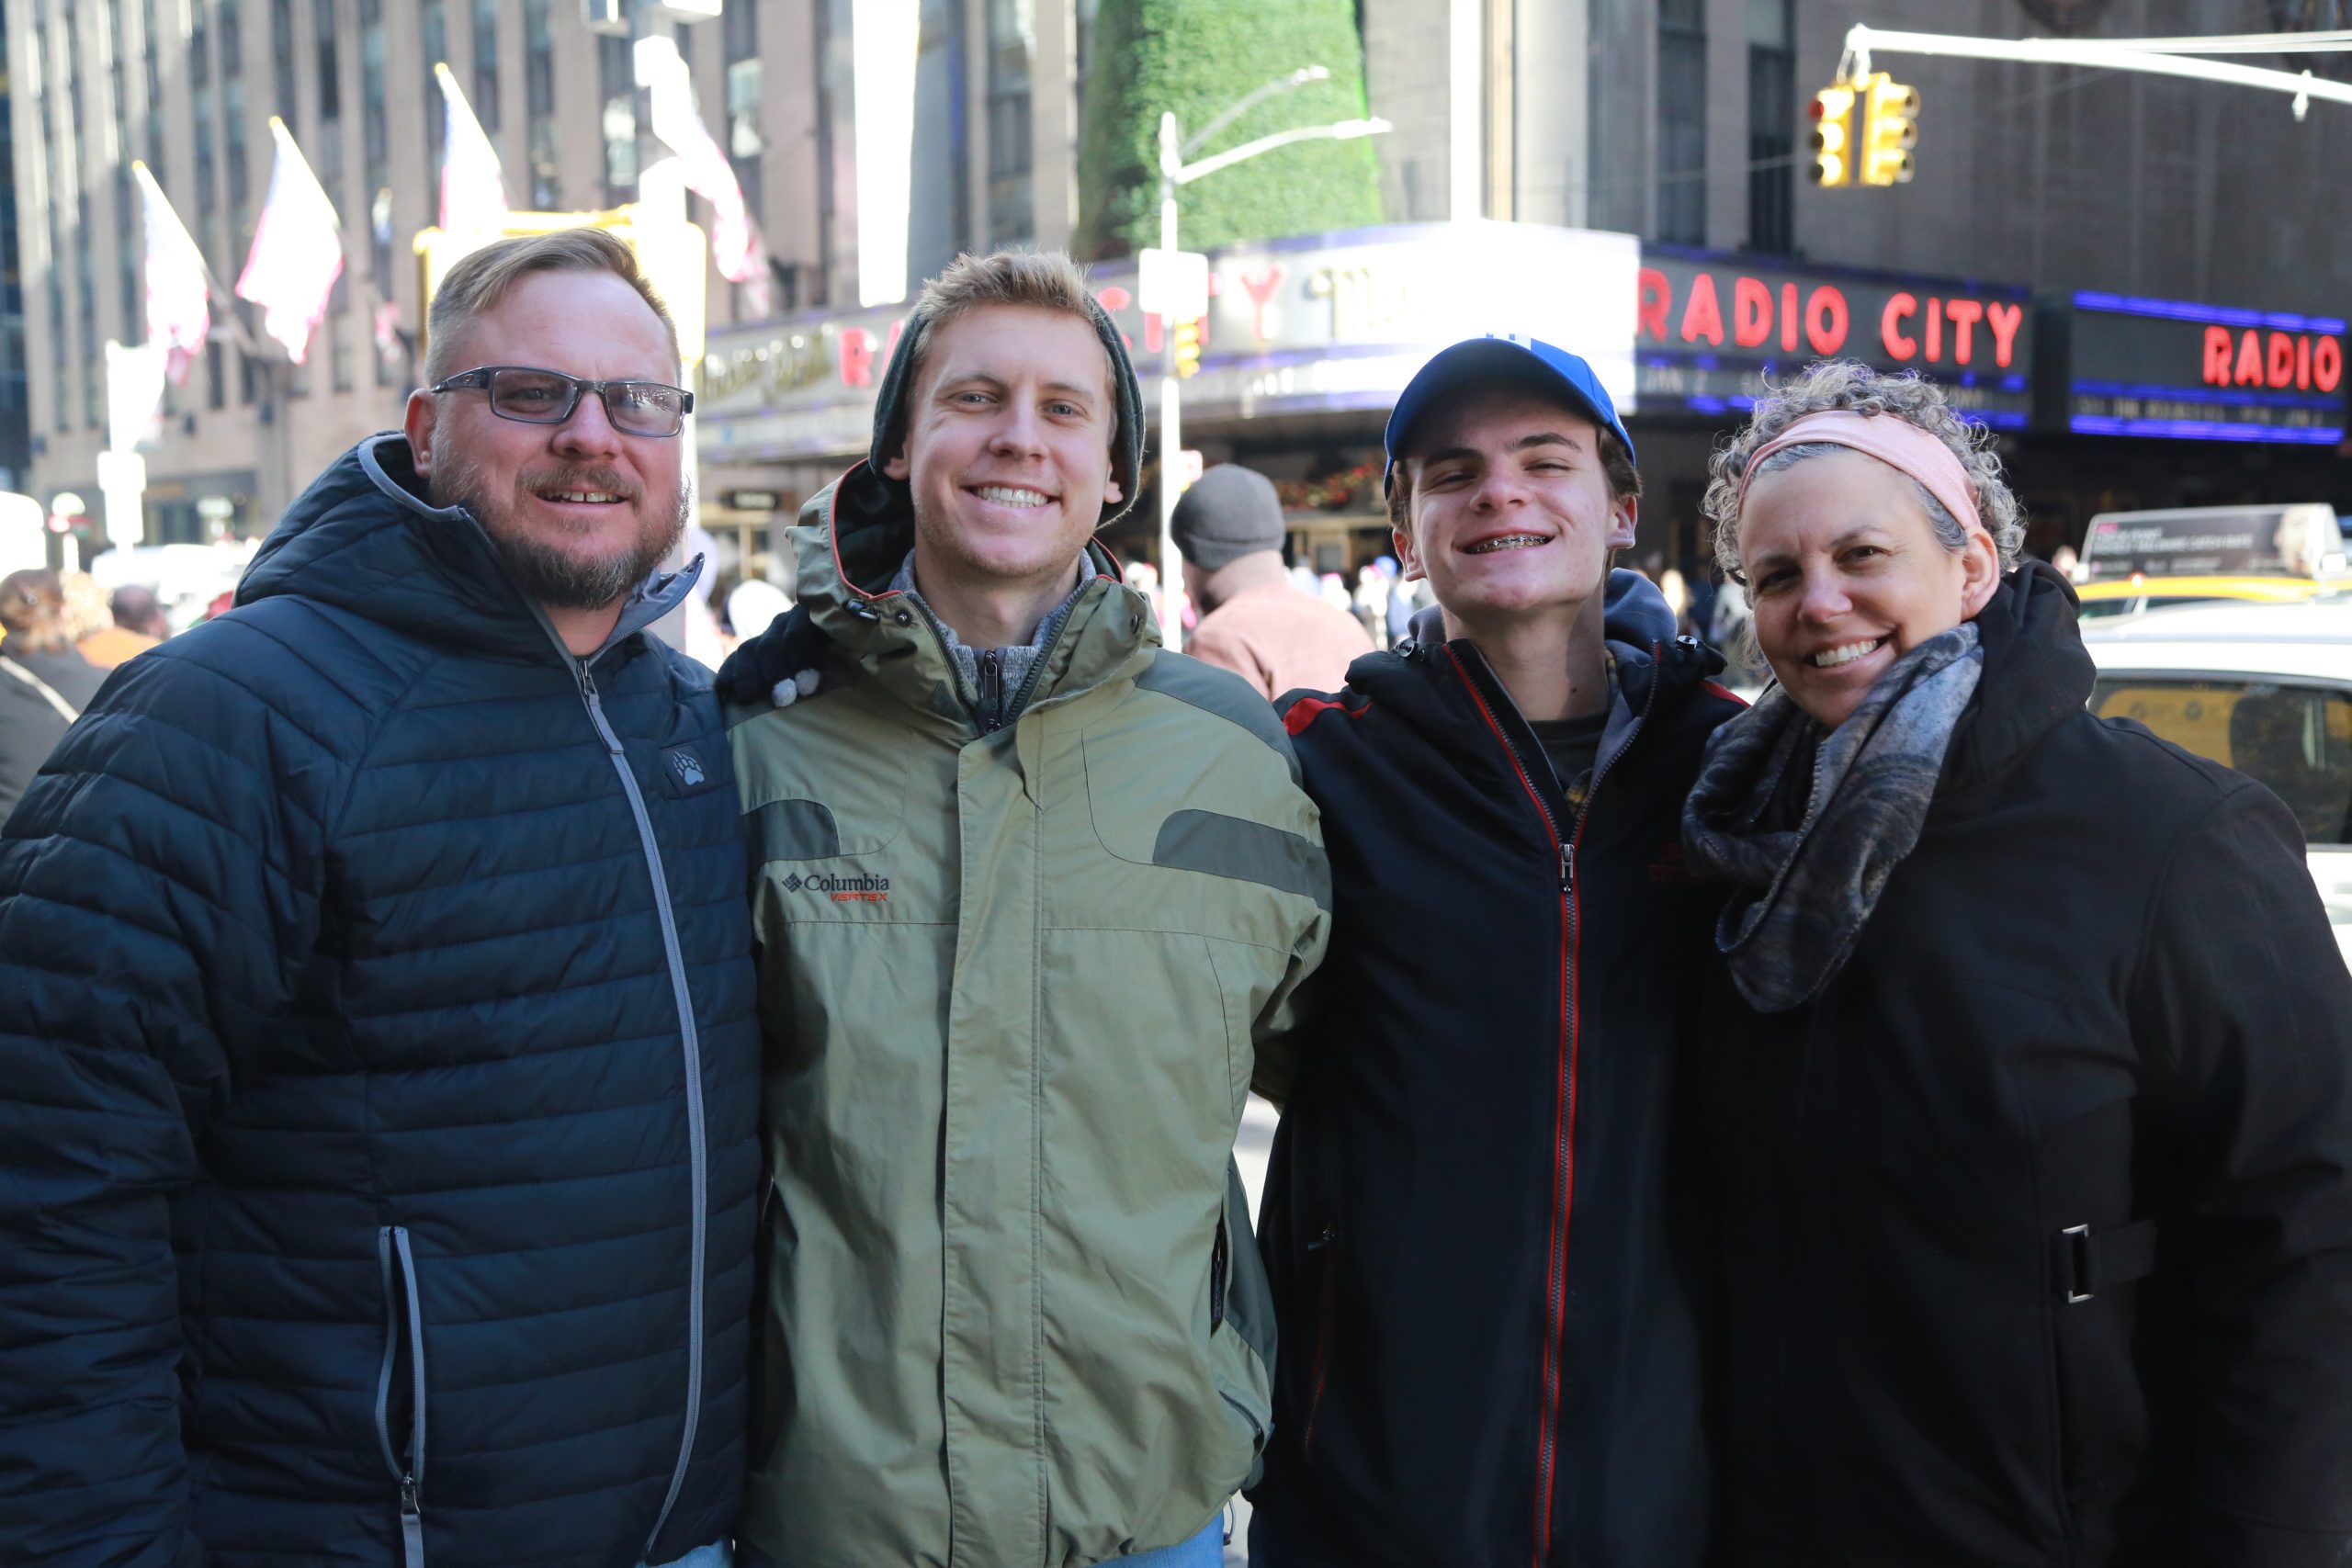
xmin=724 ymin=0 xmax=762 ymax=220
xmin=472 ymin=0 xmax=499 ymax=132
xmin=225 ymin=78 xmax=250 ymax=226
xmin=421 ymin=1 xmax=446 ymax=175
xmin=194 ymin=85 xmax=220 ymax=268
xmin=1746 ymin=0 xmax=1794 ymax=254
xmin=985 ymin=0 xmax=1035 ymax=246
xmin=1657 ymin=0 xmax=1707 ymax=245
xmin=192 ymin=0 xmax=211 ymax=87
xmin=907 ymin=0 xmax=967 ymax=283
xmin=273 ymin=0 xmax=299 ymax=128
xmin=526 ymin=0 xmax=558 ymax=207
xmin=220 ymin=0 xmax=243 ymax=77
xmin=1073 ymin=0 xmax=1101 ymax=128
xmin=315 ymin=0 xmax=340 ymax=120
xmin=361 ymin=0 xmax=386 ymax=205
xmin=143 ymin=0 xmax=166 ymax=181
xmin=600 ymin=32 xmax=636 ymax=204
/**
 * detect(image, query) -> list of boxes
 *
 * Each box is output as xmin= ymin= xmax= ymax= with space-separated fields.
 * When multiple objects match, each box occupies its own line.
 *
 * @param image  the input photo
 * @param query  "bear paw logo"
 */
xmin=670 ymin=750 xmax=707 ymax=789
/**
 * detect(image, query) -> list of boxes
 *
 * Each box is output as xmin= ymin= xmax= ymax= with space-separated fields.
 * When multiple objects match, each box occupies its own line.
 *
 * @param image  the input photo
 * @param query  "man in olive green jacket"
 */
xmin=724 ymin=251 xmax=1330 ymax=1568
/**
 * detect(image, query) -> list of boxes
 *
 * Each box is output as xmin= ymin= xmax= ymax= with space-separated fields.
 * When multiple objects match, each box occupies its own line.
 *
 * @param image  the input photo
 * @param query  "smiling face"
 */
xmin=883 ymin=303 xmax=1123 ymax=600
xmin=405 ymin=268 xmax=686 ymax=613
xmin=1737 ymin=446 xmax=2000 ymax=729
xmin=1391 ymin=389 xmax=1637 ymax=634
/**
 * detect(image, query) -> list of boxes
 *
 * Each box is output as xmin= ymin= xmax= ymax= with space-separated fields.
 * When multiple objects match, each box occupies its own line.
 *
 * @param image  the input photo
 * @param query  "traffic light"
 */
xmin=1860 ymin=73 xmax=1920 ymax=186
xmin=1172 ymin=315 xmax=1203 ymax=379
xmin=1807 ymin=83 xmax=1856 ymax=187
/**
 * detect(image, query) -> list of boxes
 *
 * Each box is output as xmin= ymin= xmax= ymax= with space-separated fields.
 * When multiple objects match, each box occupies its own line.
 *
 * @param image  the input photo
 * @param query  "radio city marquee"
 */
xmin=695 ymin=223 xmax=2047 ymax=461
xmin=2066 ymin=291 xmax=2346 ymax=445
xmin=1634 ymin=252 xmax=2032 ymax=427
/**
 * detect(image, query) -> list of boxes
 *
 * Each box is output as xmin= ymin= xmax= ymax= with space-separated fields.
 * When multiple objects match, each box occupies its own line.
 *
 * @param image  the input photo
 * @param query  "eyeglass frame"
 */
xmin=429 ymin=365 xmax=697 ymax=437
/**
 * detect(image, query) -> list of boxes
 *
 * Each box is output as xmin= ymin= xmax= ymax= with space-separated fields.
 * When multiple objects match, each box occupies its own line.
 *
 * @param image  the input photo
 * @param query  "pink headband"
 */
xmin=1735 ymin=409 xmax=1986 ymax=545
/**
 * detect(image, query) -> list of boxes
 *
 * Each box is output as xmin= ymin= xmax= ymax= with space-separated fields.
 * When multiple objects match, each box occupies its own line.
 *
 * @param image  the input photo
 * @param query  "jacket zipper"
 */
xmin=900 ymin=582 xmax=1089 ymax=737
xmin=1301 ymin=1223 xmax=1341 ymax=1456
xmin=977 ymin=649 xmax=1004 ymax=732
xmin=375 ymin=1226 xmax=428 ymax=1568
xmin=575 ymin=660 xmax=710 ymax=1558
xmin=1441 ymin=642 xmax=1662 ymax=1567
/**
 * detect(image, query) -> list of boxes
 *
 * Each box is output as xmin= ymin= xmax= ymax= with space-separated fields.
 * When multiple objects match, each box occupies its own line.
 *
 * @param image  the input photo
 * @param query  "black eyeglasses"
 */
xmin=431 ymin=365 xmax=695 ymax=437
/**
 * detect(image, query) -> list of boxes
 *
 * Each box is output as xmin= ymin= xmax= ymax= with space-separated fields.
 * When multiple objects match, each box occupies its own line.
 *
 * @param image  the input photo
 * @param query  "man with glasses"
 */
xmin=0 ymin=229 xmax=758 ymax=1568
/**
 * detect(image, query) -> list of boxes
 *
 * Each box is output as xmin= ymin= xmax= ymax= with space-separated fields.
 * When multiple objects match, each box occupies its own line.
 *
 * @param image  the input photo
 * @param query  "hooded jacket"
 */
xmin=1251 ymin=572 xmax=1744 ymax=1568
xmin=0 ymin=434 xmax=761 ymax=1568
xmin=726 ymin=287 xmax=1329 ymax=1568
xmin=1695 ymin=566 xmax=2352 ymax=1567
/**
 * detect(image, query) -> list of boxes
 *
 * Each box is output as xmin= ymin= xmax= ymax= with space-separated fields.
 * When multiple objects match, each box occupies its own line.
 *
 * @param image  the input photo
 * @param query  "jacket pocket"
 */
xmin=375 ymin=1226 xmax=428 ymax=1568
xmin=1301 ymin=1223 xmax=1341 ymax=1459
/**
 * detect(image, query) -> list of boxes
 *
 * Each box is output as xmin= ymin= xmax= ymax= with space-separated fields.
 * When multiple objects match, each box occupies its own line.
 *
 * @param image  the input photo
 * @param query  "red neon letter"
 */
xmin=1733 ymin=276 xmax=1772 ymax=347
xmin=2268 ymin=332 xmax=2298 ymax=389
xmin=1781 ymin=283 xmax=1800 ymax=351
xmin=2234 ymin=330 xmax=2266 ymax=387
xmin=1881 ymin=292 xmax=1918 ymax=360
xmin=1805 ymin=287 xmax=1849 ymax=355
xmin=1637 ymin=268 xmax=1671 ymax=341
xmin=1679 ymin=272 xmax=1725 ymax=345
xmin=2299 ymin=335 xmax=2313 ymax=389
xmin=1238 ymin=266 xmax=1285 ymax=340
xmin=2202 ymin=325 xmax=2233 ymax=385
xmin=1943 ymin=299 xmax=1984 ymax=364
xmin=839 ymin=328 xmax=875 ymax=388
xmin=1986 ymin=302 xmax=2023 ymax=368
xmin=1924 ymin=298 xmax=1943 ymax=363
xmin=2318 ymin=336 xmax=2344 ymax=394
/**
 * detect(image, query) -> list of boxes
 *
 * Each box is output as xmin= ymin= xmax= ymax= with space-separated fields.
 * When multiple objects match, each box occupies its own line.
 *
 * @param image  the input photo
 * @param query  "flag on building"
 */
xmin=643 ymin=39 xmax=774 ymax=317
xmin=133 ymin=162 xmax=211 ymax=383
xmin=435 ymin=62 xmax=509 ymax=235
xmin=235 ymin=118 xmax=346 ymax=365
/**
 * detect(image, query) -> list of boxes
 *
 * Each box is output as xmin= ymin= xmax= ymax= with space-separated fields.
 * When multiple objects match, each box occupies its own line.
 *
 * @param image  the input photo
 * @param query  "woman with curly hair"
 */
xmin=1682 ymin=360 xmax=2352 ymax=1567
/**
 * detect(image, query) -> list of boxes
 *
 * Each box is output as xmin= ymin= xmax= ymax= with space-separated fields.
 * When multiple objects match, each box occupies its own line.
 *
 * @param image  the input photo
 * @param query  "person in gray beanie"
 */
xmin=1172 ymin=463 xmax=1370 ymax=700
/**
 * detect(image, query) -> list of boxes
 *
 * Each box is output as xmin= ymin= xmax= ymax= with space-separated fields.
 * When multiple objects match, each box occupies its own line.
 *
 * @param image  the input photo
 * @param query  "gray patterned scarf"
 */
xmin=1681 ymin=623 xmax=1984 ymax=1013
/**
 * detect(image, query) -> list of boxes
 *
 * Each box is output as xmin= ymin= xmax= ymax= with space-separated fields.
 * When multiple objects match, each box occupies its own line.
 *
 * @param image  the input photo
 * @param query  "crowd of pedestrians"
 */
xmin=2 ymin=229 xmax=2348 ymax=1568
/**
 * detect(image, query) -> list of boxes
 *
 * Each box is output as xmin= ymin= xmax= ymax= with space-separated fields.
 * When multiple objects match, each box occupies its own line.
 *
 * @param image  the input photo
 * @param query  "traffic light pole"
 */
xmin=1841 ymin=24 xmax=2352 ymax=119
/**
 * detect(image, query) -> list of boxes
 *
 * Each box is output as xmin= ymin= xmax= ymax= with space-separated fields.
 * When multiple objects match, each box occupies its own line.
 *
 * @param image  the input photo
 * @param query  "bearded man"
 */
xmin=0 ymin=229 xmax=759 ymax=1568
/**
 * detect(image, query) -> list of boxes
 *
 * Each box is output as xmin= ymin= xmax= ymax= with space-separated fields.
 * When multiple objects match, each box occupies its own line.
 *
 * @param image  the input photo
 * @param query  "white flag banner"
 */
xmin=134 ymin=163 xmax=211 ymax=383
xmin=435 ymin=62 xmax=509 ymax=235
xmin=639 ymin=35 xmax=773 ymax=316
xmin=235 ymin=118 xmax=346 ymax=364
xmin=105 ymin=338 xmax=172 ymax=451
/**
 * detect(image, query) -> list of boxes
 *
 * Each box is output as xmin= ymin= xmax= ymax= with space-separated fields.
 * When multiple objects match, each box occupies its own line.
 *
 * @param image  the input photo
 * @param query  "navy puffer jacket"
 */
xmin=0 ymin=434 xmax=761 ymax=1568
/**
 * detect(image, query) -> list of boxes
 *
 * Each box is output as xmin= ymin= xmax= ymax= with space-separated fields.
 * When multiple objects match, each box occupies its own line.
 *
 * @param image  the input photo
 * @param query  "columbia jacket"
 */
xmin=0 ymin=434 xmax=761 ymax=1568
xmin=728 ymin=464 xmax=1331 ymax=1568
xmin=1251 ymin=572 xmax=1744 ymax=1568
xmin=1697 ymin=566 xmax=2352 ymax=1567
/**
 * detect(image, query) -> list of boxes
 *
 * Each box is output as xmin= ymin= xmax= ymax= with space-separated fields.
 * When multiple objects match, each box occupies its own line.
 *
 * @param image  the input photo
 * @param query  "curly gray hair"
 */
xmin=1702 ymin=360 xmax=2026 ymax=582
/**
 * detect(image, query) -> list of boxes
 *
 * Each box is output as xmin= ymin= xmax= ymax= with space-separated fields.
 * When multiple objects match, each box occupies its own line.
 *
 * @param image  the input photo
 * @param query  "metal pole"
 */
xmin=1155 ymin=109 xmax=1183 ymax=651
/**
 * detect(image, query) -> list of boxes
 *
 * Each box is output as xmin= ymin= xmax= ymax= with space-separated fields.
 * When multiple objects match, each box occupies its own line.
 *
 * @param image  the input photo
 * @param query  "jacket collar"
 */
xmin=1939 ymin=561 xmax=2094 ymax=797
xmin=237 ymin=433 xmax=702 ymax=668
xmin=791 ymin=459 xmax=1157 ymax=731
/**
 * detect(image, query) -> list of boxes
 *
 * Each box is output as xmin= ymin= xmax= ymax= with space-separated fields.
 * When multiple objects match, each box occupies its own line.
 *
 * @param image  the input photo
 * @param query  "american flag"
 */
xmin=644 ymin=40 xmax=772 ymax=317
xmin=133 ymin=163 xmax=211 ymax=383
xmin=435 ymin=62 xmax=510 ymax=235
xmin=235 ymin=118 xmax=346 ymax=365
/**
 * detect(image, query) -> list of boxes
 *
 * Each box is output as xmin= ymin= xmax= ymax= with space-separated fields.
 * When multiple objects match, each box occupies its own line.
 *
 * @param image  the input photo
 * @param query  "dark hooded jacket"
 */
xmin=1694 ymin=566 xmax=2352 ymax=1567
xmin=1250 ymin=572 xmax=1745 ymax=1568
xmin=0 ymin=434 xmax=761 ymax=1568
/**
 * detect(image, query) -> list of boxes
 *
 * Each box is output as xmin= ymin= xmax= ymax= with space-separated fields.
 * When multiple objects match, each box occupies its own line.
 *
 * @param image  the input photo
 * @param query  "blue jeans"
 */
xmin=641 ymin=1545 xmax=730 ymax=1568
xmin=741 ymin=1519 xmax=1223 ymax=1566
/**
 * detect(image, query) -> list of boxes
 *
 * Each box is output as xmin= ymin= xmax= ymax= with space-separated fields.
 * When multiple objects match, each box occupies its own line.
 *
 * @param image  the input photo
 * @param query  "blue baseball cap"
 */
xmin=1382 ymin=335 xmax=1636 ymax=492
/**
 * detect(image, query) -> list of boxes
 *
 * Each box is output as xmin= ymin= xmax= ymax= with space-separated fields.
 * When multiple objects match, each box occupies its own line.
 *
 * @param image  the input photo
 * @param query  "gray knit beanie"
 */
xmin=1170 ymin=464 xmax=1285 ymax=572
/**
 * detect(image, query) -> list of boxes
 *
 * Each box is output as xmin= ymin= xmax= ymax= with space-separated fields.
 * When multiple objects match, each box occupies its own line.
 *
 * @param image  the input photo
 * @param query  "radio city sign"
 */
xmin=2067 ymin=292 xmax=2346 ymax=445
xmin=1634 ymin=251 xmax=2032 ymax=426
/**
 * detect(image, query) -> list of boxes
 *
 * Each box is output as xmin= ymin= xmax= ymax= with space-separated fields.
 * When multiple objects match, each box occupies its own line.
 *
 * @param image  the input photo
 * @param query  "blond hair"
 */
xmin=422 ymin=228 xmax=680 ymax=386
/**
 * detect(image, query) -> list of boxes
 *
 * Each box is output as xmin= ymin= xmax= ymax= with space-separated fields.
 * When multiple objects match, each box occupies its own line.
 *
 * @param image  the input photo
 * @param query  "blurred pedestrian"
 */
xmin=76 ymin=582 xmax=171 ymax=668
xmin=0 ymin=570 xmax=107 ymax=819
xmin=1253 ymin=335 xmax=1742 ymax=1568
xmin=1684 ymin=360 xmax=2352 ymax=1566
xmin=0 ymin=229 xmax=757 ymax=1567
xmin=1172 ymin=463 xmax=1372 ymax=700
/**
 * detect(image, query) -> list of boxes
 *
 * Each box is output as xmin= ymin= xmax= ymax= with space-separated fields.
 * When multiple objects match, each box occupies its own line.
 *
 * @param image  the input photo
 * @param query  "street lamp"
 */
xmin=1151 ymin=73 xmax=1390 ymax=649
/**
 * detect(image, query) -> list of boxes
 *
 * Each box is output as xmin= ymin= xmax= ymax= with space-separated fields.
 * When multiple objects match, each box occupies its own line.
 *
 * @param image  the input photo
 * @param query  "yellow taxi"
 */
xmin=2074 ymin=503 xmax=2346 ymax=620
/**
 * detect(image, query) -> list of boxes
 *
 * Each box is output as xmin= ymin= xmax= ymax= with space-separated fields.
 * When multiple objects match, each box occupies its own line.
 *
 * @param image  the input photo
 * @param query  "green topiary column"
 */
xmin=1075 ymin=0 xmax=1385 ymax=260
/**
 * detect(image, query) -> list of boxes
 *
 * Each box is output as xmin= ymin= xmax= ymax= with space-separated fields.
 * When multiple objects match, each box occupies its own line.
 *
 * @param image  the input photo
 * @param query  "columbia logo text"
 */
xmin=783 ymin=871 xmax=891 ymax=902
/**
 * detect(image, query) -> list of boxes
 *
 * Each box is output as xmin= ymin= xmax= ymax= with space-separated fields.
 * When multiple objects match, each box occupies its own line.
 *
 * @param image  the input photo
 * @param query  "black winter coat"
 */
xmin=1250 ymin=573 xmax=1746 ymax=1568
xmin=0 ymin=641 xmax=107 ymax=818
xmin=1698 ymin=566 xmax=2352 ymax=1567
xmin=0 ymin=434 xmax=762 ymax=1568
